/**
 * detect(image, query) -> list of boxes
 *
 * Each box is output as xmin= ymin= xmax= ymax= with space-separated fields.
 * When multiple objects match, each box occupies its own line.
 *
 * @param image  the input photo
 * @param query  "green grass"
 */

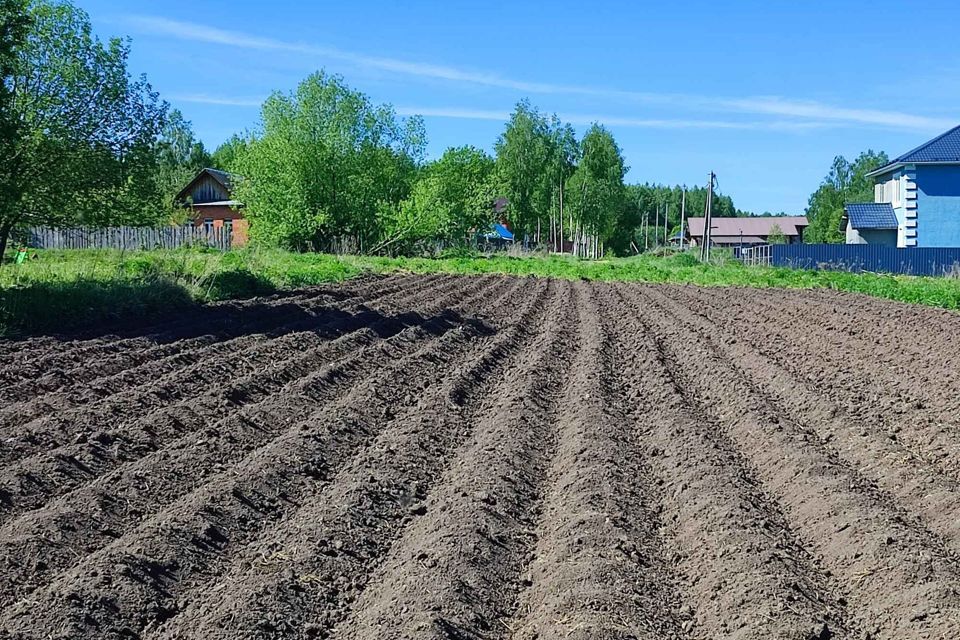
xmin=3 ymin=247 xmax=960 ymax=336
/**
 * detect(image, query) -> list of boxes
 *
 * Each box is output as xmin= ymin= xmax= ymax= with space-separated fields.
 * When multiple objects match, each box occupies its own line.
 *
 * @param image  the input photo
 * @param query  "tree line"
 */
xmin=0 ymin=0 xmax=751 ymax=261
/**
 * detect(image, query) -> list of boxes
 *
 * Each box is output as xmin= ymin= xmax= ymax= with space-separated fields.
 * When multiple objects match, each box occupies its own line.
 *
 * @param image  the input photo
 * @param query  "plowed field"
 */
xmin=3 ymin=274 xmax=960 ymax=639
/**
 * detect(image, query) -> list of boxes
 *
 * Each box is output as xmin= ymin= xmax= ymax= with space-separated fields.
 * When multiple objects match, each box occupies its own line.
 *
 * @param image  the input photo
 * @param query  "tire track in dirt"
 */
xmin=335 ymin=281 xmax=578 ymax=640
xmin=0 ymin=275 xmax=429 ymax=408
xmin=153 ymin=280 xmax=565 ymax=640
xmin=612 ymin=285 xmax=851 ymax=639
xmin=633 ymin=285 xmax=960 ymax=637
xmin=0 ymin=280 xmax=536 ymax=639
xmin=0 ymin=277 xmax=511 ymax=611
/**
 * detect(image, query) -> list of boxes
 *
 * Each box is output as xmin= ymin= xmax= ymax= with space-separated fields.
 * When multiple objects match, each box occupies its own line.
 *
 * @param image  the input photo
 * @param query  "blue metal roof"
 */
xmin=844 ymin=203 xmax=899 ymax=230
xmin=894 ymin=125 xmax=960 ymax=163
xmin=870 ymin=124 xmax=960 ymax=176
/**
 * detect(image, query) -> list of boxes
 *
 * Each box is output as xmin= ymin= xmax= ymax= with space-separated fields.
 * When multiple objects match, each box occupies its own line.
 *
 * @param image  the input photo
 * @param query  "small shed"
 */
xmin=841 ymin=203 xmax=898 ymax=246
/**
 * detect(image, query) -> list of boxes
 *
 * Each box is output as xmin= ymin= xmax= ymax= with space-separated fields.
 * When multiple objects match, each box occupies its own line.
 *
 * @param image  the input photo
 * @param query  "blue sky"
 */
xmin=83 ymin=0 xmax=960 ymax=214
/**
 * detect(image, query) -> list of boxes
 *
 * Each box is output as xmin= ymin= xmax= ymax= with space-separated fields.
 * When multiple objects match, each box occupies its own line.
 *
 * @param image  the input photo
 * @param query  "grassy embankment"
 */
xmin=3 ymin=247 xmax=960 ymax=336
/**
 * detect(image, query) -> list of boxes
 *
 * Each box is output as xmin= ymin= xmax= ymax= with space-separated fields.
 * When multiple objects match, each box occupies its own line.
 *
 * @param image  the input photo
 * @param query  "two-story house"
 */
xmin=843 ymin=125 xmax=960 ymax=247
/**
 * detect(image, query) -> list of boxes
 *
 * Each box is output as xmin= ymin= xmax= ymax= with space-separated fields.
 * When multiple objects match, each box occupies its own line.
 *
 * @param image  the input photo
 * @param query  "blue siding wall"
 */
xmin=916 ymin=165 xmax=960 ymax=247
xmin=772 ymin=244 xmax=960 ymax=276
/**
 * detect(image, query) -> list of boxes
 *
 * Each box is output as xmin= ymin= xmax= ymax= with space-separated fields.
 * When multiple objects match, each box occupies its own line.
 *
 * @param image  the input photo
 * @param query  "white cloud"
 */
xmin=169 ymin=94 xmax=264 ymax=107
xmin=398 ymin=106 xmax=829 ymax=131
xmin=126 ymin=14 xmax=957 ymax=132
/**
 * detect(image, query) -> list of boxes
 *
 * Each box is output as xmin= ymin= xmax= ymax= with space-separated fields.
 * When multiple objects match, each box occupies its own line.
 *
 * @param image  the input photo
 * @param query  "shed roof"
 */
xmin=686 ymin=216 xmax=807 ymax=238
xmin=868 ymin=124 xmax=960 ymax=176
xmin=842 ymin=202 xmax=899 ymax=230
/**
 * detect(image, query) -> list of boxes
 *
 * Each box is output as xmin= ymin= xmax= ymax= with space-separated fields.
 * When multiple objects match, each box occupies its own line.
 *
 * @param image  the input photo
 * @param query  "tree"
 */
xmin=804 ymin=150 xmax=888 ymax=243
xmin=150 ymin=109 xmax=210 ymax=217
xmin=564 ymin=124 xmax=626 ymax=257
xmin=493 ymin=101 xmax=555 ymax=241
xmin=378 ymin=146 xmax=495 ymax=254
xmin=0 ymin=0 xmax=31 ymax=258
xmin=234 ymin=71 xmax=425 ymax=251
xmin=211 ymin=134 xmax=248 ymax=172
xmin=0 ymin=0 xmax=167 ymax=260
xmin=767 ymin=223 xmax=787 ymax=244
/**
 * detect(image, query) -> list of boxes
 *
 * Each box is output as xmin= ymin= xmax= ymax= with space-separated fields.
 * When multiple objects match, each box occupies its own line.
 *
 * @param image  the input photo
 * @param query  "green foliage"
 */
xmin=379 ymin=146 xmax=495 ymax=254
xmin=234 ymin=71 xmax=426 ymax=251
xmin=565 ymin=125 xmax=626 ymax=244
xmin=767 ymin=223 xmax=787 ymax=244
xmin=0 ymin=0 xmax=167 ymax=259
xmin=210 ymin=134 xmax=248 ymax=171
xmin=804 ymin=150 xmax=889 ymax=243
xmin=493 ymin=101 xmax=578 ymax=241
xmin=152 ymin=109 xmax=211 ymax=216
xmin=617 ymin=182 xmax=740 ymax=255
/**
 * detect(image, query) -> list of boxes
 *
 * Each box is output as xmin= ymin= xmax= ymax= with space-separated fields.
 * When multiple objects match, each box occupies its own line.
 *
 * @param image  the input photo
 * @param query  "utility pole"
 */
xmin=700 ymin=172 xmax=716 ymax=262
xmin=664 ymin=203 xmax=670 ymax=246
xmin=655 ymin=204 xmax=660 ymax=248
xmin=643 ymin=205 xmax=648 ymax=251
xmin=680 ymin=189 xmax=686 ymax=250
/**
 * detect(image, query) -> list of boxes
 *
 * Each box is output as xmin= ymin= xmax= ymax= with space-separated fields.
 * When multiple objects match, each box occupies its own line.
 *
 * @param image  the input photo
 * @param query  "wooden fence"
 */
xmin=16 ymin=226 xmax=233 ymax=251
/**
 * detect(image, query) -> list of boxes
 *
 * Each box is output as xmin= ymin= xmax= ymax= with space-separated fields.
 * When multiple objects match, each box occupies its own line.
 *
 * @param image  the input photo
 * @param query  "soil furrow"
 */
xmin=503 ymin=281 xmax=687 ymax=640
xmin=4 ymin=275 xmax=960 ymax=639
xmin=0 ymin=275 xmax=473 ymax=474
xmin=612 ymin=285 xmax=852 ymax=639
xmin=154 ymin=279 xmax=560 ymax=639
xmin=0 ymin=276 xmax=397 ymax=371
xmin=0 ymin=274 xmax=429 ymax=407
xmin=0 ymin=287 xmax=510 ymax=639
xmin=0 ymin=277 xmax=508 ymax=607
xmin=335 ymin=281 xmax=577 ymax=640
xmin=653 ymin=287 xmax=960 ymax=564
xmin=632 ymin=285 xmax=960 ymax=637
xmin=0 ymin=286 xmax=352 ymax=386
xmin=671 ymin=286 xmax=960 ymax=482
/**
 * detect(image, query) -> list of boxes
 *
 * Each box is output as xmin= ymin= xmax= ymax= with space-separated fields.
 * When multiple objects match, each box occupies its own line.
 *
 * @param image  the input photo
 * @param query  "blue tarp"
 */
xmin=480 ymin=223 xmax=514 ymax=241
xmin=491 ymin=223 xmax=514 ymax=240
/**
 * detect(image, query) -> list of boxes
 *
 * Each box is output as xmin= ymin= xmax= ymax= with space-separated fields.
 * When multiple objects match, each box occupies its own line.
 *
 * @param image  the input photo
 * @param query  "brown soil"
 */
xmin=3 ymin=275 xmax=960 ymax=639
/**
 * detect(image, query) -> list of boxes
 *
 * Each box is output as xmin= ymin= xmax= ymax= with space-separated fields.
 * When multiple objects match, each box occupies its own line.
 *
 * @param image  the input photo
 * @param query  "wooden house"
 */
xmin=176 ymin=168 xmax=248 ymax=246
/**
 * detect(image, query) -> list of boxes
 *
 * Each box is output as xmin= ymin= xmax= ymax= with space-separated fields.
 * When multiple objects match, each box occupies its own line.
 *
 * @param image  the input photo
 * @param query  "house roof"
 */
xmin=709 ymin=235 xmax=768 ymax=245
xmin=868 ymin=124 xmax=960 ymax=176
xmin=842 ymin=203 xmax=899 ymax=230
xmin=686 ymin=216 xmax=808 ymax=238
xmin=175 ymin=168 xmax=240 ymax=203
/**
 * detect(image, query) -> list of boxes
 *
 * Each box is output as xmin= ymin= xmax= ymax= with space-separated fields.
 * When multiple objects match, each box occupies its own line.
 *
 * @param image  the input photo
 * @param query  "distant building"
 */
xmin=175 ymin=168 xmax=248 ymax=246
xmin=685 ymin=216 xmax=808 ymax=248
xmin=845 ymin=125 xmax=960 ymax=247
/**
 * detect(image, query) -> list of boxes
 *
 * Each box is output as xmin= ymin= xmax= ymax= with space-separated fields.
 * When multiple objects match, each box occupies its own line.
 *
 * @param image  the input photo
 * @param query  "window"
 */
xmin=203 ymin=218 xmax=214 ymax=233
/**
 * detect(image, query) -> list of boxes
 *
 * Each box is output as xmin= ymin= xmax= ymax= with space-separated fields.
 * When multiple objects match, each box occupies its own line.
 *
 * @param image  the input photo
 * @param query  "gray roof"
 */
xmin=686 ymin=216 xmax=807 ymax=238
xmin=843 ymin=203 xmax=898 ymax=230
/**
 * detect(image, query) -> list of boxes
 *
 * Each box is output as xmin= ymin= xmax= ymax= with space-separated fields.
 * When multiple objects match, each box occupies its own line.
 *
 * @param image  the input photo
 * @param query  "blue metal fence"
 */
xmin=771 ymin=244 xmax=960 ymax=276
